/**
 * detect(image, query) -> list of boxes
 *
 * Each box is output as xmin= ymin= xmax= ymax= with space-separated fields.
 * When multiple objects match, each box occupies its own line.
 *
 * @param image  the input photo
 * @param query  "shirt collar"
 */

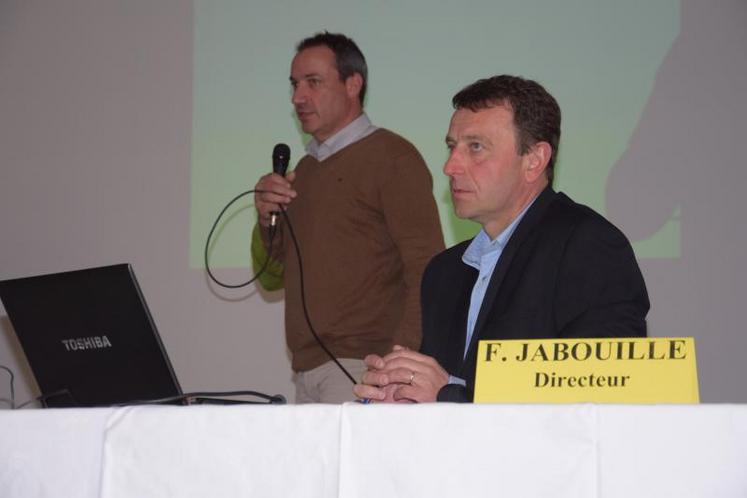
xmin=462 ymin=195 xmax=538 ymax=270
xmin=305 ymin=113 xmax=377 ymax=161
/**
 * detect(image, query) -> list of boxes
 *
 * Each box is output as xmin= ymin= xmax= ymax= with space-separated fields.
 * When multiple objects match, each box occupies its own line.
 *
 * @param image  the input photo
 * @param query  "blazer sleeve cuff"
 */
xmin=437 ymin=384 xmax=472 ymax=403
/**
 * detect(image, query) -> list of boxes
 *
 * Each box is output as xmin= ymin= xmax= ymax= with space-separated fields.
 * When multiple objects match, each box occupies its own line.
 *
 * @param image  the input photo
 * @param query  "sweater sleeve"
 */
xmin=379 ymin=148 xmax=445 ymax=349
xmin=251 ymin=223 xmax=285 ymax=291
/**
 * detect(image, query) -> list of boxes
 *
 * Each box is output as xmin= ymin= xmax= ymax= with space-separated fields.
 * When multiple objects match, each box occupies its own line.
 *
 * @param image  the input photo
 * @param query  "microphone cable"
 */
xmin=204 ymin=189 xmax=356 ymax=385
xmin=115 ymin=390 xmax=286 ymax=406
xmin=204 ymin=189 xmax=276 ymax=289
xmin=15 ymin=388 xmax=76 ymax=409
xmin=278 ymin=205 xmax=357 ymax=385
xmin=0 ymin=364 xmax=15 ymax=409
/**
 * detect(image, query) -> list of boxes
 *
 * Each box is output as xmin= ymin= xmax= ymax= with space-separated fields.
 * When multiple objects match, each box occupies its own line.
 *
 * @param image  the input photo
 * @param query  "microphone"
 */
xmin=270 ymin=143 xmax=291 ymax=227
xmin=272 ymin=143 xmax=290 ymax=176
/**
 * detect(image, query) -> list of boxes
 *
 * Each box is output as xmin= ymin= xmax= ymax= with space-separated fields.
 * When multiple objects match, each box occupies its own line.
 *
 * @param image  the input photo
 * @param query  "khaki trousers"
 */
xmin=293 ymin=358 xmax=367 ymax=404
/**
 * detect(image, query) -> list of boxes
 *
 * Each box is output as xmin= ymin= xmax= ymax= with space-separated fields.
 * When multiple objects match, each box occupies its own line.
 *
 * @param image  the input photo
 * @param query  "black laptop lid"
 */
xmin=0 ymin=264 xmax=182 ymax=407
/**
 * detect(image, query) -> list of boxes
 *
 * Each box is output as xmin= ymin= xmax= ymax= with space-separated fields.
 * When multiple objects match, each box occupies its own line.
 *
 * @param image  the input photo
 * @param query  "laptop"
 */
xmin=0 ymin=264 xmax=183 ymax=407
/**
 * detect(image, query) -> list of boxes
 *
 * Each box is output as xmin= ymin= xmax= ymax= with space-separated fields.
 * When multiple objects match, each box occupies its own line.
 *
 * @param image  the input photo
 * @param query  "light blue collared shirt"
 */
xmin=305 ymin=113 xmax=377 ymax=161
xmin=448 ymin=197 xmax=537 ymax=386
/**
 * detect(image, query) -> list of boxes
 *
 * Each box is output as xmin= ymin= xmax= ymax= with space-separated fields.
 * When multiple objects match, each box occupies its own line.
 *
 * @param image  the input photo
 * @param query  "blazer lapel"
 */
xmin=446 ymin=264 xmax=477 ymax=373
xmin=464 ymin=187 xmax=558 ymax=358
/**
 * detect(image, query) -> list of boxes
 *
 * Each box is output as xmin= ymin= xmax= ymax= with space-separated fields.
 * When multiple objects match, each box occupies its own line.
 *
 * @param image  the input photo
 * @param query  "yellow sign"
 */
xmin=474 ymin=337 xmax=699 ymax=404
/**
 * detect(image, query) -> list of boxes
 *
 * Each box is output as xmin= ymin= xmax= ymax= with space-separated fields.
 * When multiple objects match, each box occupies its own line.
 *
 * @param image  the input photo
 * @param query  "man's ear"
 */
xmin=346 ymin=73 xmax=363 ymax=100
xmin=524 ymin=141 xmax=552 ymax=183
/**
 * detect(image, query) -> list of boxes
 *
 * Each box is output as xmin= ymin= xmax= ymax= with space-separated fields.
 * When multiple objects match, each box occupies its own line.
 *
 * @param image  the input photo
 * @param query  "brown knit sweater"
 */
xmin=259 ymin=129 xmax=444 ymax=371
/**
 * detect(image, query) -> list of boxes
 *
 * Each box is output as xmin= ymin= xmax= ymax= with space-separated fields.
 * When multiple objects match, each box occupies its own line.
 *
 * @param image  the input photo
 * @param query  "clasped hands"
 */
xmin=353 ymin=345 xmax=449 ymax=403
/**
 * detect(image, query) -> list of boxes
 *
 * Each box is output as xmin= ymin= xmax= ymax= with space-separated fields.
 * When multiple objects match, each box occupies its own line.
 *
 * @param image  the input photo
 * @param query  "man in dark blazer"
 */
xmin=354 ymin=75 xmax=649 ymax=403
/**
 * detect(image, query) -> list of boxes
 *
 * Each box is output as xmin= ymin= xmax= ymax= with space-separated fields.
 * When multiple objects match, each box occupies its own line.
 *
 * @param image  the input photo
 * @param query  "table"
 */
xmin=1 ymin=404 xmax=746 ymax=497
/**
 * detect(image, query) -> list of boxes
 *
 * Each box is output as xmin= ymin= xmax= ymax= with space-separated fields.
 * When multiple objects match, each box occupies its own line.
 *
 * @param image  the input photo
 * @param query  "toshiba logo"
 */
xmin=61 ymin=336 xmax=113 ymax=351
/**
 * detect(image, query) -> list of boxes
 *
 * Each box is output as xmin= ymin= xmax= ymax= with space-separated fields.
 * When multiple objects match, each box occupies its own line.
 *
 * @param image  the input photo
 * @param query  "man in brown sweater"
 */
xmin=252 ymin=32 xmax=444 ymax=403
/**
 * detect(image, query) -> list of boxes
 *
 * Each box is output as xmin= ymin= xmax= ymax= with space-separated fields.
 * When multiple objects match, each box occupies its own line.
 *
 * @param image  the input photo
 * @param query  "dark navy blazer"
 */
xmin=421 ymin=187 xmax=650 ymax=402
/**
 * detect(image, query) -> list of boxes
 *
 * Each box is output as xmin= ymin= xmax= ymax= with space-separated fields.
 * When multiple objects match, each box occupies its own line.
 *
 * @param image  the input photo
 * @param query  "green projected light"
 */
xmin=191 ymin=0 xmax=680 ymax=268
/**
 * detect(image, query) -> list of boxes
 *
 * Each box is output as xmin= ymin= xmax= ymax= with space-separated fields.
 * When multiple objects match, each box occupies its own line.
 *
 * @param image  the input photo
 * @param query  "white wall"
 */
xmin=0 ymin=1 xmax=292 ymax=405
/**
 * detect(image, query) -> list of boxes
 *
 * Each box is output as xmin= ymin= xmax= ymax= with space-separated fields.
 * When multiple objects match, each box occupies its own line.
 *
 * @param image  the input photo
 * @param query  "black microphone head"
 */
xmin=272 ymin=143 xmax=291 ymax=176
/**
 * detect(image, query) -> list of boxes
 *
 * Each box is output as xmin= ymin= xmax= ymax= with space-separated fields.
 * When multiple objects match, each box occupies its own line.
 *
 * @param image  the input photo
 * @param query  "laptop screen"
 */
xmin=0 ymin=264 xmax=182 ymax=407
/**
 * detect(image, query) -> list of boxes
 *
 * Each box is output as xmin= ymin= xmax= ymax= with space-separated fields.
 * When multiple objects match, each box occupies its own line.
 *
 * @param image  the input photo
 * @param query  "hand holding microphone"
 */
xmin=255 ymin=143 xmax=295 ymax=228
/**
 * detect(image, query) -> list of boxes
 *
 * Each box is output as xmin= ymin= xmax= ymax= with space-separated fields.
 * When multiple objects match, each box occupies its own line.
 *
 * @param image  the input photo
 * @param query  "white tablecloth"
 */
xmin=1 ymin=404 xmax=746 ymax=497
